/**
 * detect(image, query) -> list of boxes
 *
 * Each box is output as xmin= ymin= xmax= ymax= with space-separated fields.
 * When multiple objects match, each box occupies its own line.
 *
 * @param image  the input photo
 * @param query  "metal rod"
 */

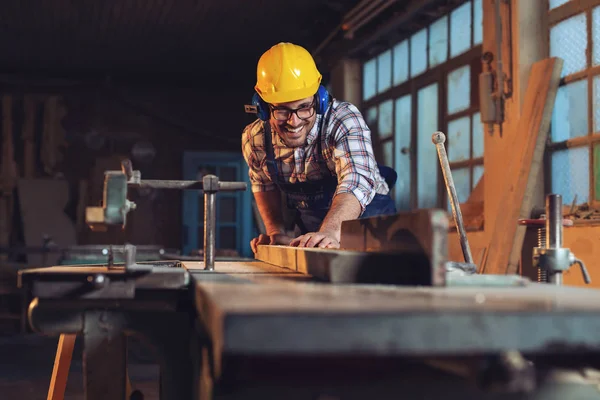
xmin=546 ymin=194 xmax=563 ymax=286
xmin=546 ymin=194 xmax=562 ymax=249
xmin=343 ymin=0 xmax=387 ymax=37
xmin=432 ymin=132 xmax=474 ymax=264
xmin=550 ymin=273 xmax=563 ymax=286
xmin=130 ymin=180 xmax=247 ymax=191
xmin=204 ymin=191 xmax=216 ymax=271
xmin=344 ymin=0 xmax=397 ymax=39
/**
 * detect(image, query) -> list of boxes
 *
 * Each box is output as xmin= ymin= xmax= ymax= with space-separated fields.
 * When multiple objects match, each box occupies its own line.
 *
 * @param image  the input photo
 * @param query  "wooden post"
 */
xmin=0 ymin=95 xmax=15 ymax=261
xmin=22 ymin=96 xmax=36 ymax=179
xmin=41 ymin=96 xmax=58 ymax=175
xmin=47 ymin=334 xmax=76 ymax=400
xmin=330 ymin=58 xmax=361 ymax=104
xmin=47 ymin=334 xmax=133 ymax=400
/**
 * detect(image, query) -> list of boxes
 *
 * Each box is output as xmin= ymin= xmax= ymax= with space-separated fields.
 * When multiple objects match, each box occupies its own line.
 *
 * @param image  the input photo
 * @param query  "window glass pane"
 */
xmin=549 ymin=0 xmax=570 ymax=9
xmin=378 ymin=100 xmax=394 ymax=139
xmin=472 ymin=112 xmax=484 ymax=158
xmin=473 ymin=165 xmax=484 ymax=190
xmin=593 ymin=7 xmax=600 ymax=65
xmin=429 ymin=16 xmax=448 ymax=68
xmin=551 ymin=147 xmax=589 ymax=204
xmin=593 ymin=75 xmax=600 ymax=132
xmin=410 ymin=28 xmax=428 ymax=77
xmin=219 ymin=197 xmax=237 ymax=223
xmin=450 ymin=1 xmax=472 ymax=58
xmin=448 ymin=117 xmax=471 ymax=162
xmin=450 ymin=167 xmax=471 ymax=204
xmin=417 ymin=83 xmax=439 ymax=208
xmin=220 ymin=226 xmax=237 ymax=250
xmin=366 ymin=106 xmax=378 ymax=128
xmin=377 ymin=50 xmax=392 ymax=94
xmin=473 ymin=0 xmax=483 ymax=45
xmin=395 ymin=95 xmax=412 ymax=211
xmin=447 ymin=65 xmax=471 ymax=114
xmin=382 ymin=140 xmax=394 ymax=168
xmin=363 ymin=57 xmax=377 ymax=101
xmin=594 ymin=144 xmax=600 ymax=201
xmin=393 ymin=40 xmax=409 ymax=86
xmin=198 ymin=195 xmax=204 ymax=224
xmin=552 ymin=80 xmax=588 ymax=141
xmin=550 ymin=13 xmax=587 ymax=77
xmin=219 ymin=166 xmax=237 ymax=181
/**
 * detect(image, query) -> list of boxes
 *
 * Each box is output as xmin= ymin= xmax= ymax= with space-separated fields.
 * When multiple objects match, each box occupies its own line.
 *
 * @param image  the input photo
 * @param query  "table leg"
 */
xmin=83 ymin=311 xmax=127 ymax=400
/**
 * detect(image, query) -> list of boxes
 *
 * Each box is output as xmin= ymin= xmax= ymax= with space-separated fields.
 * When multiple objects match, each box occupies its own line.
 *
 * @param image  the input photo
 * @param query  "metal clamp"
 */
xmin=85 ymin=159 xmax=248 ymax=272
xmin=527 ymin=194 xmax=591 ymax=285
xmin=203 ymin=175 xmax=218 ymax=271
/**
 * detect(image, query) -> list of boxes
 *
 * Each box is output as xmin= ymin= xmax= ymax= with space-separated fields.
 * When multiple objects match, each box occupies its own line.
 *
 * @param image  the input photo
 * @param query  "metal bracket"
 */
xmin=84 ymin=159 xmax=248 ymax=272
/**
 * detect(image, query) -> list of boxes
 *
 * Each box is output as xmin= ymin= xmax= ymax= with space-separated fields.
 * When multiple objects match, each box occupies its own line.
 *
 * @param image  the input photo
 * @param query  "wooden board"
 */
xmin=183 ymin=260 xmax=312 ymax=284
xmin=194 ymin=280 xmax=600 ymax=359
xmin=482 ymin=57 xmax=563 ymax=275
xmin=255 ymin=244 xmax=439 ymax=286
xmin=338 ymin=209 xmax=447 ymax=285
xmin=17 ymin=179 xmax=77 ymax=267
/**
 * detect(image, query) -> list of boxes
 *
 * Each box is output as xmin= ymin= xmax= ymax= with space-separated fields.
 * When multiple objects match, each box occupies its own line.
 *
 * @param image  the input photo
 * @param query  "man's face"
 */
xmin=270 ymin=96 xmax=317 ymax=148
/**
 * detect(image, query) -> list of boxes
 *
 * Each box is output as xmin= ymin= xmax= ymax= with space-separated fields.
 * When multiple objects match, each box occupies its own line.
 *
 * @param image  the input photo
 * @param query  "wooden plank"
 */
xmin=339 ymin=209 xmax=448 ymax=285
xmin=194 ymin=280 xmax=600 ymax=359
xmin=467 ymin=174 xmax=484 ymax=203
xmin=17 ymin=179 xmax=77 ymax=266
xmin=482 ymin=57 xmax=563 ymax=275
xmin=255 ymin=244 xmax=441 ymax=286
xmin=47 ymin=334 xmax=76 ymax=400
xmin=22 ymin=96 xmax=36 ymax=179
xmin=0 ymin=95 xmax=15 ymax=262
xmin=184 ymin=260 xmax=312 ymax=284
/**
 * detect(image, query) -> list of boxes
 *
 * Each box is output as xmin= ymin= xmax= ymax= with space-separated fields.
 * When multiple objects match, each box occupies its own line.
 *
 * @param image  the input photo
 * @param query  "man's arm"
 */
xmin=289 ymin=193 xmax=360 ymax=248
xmin=254 ymin=191 xmax=286 ymax=236
xmin=251 ymin=191 xmax=295 ymax=252
xmin=319 ymin=193 xmax=361 ymax=240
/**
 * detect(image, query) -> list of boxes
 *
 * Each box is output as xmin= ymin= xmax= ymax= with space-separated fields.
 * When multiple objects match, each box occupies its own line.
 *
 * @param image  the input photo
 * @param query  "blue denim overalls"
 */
xmin=262 ymin=109 xmax=397 ymax=234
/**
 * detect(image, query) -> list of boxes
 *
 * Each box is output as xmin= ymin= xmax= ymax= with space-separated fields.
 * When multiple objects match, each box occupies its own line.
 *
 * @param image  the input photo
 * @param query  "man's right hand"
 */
xmin=250 ymin=233 xmax=294 ymax=254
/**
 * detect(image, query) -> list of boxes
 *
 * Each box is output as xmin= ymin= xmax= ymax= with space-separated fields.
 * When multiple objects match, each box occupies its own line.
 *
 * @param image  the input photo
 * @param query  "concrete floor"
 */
xmin=0 ymin=333 xmax=160 ymax=400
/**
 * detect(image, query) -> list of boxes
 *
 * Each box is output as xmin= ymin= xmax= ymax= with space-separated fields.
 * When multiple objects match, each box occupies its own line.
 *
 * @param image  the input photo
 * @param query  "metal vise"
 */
xmin=85 ymin=159 xmax=248 ymax=271
xmin=521 ymin=194 xmax=591 ymax=285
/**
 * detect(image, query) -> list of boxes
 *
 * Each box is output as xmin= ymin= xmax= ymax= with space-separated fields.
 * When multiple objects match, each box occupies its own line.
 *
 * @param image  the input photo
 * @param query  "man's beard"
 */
xmin=276 ymin=121 xmax=310 ymax=148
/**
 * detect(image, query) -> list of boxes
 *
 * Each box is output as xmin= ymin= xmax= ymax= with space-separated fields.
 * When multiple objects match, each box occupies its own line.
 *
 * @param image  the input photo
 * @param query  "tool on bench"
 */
xmin=519 ymin=194 xmax=591 ymax=285
xmin=432 ymin=132 xmax=476 ymax=270
xmin=431 ymin=132 xmax=530 ymax=286
xmin=85 ymin=159 xmax=247 ymax=271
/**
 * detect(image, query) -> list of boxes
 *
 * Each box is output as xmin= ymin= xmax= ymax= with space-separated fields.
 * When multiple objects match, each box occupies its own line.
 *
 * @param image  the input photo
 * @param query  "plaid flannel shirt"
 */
xmin=241 ymin=99 xmax=389 ymax=211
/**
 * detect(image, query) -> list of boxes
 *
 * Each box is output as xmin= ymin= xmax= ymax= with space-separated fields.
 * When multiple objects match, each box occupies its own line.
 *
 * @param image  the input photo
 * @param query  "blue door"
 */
xmin=182 ymin=152 xmax=254 ymax=258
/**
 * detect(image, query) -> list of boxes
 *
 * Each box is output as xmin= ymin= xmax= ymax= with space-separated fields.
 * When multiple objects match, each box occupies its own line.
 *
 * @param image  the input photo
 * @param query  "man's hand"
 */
xmin=289 ymin=231 xmax=340 ymax=249
xmin=250 ymin=233 xmax=294 ymax=254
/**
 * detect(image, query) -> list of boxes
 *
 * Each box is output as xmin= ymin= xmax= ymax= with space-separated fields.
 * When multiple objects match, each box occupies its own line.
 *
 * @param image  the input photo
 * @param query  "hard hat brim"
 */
xmin=255 ymin=79 xmax=321 ymax=104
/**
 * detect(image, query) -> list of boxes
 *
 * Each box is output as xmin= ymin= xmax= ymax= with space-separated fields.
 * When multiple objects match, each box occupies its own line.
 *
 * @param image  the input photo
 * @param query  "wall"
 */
xmin=3 ymin=85 xmax=255 ymax=253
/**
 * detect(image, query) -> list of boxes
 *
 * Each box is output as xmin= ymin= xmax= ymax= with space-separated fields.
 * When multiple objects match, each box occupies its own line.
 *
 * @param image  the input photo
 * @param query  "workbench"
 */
xmin=18 ymin=259 xmax=600 ymax=400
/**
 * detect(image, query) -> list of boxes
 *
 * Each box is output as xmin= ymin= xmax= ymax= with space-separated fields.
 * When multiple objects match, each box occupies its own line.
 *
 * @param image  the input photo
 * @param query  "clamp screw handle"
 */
xmin=574 ymin=258 xmax=592 ymax=284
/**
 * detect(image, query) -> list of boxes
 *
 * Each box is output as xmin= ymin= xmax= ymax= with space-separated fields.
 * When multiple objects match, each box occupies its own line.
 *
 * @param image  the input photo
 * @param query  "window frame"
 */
xmin=361 ymin=38 xmax=483 ymax=210
xmin=546 ymin=0 xmax=600 ymax=208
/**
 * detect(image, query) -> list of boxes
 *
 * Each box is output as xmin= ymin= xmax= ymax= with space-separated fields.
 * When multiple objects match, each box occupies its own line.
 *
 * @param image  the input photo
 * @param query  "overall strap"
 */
xmin=263 ymin=121 xmax=280 ymax=180
xmin=316 ymin=101 xmax=335 ymax=178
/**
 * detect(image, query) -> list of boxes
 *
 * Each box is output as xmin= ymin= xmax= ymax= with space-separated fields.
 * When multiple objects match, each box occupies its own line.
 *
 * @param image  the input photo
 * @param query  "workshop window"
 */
xmin=361 ymin=0 xmax=483 ymax=212
xmin=547 ymin=2 xmax=600 ymax=208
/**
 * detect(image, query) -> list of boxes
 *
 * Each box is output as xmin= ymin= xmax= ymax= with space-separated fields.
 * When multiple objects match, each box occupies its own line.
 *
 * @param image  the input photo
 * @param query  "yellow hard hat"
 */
xmin=255 ymin=42 xmax=322 ymax=104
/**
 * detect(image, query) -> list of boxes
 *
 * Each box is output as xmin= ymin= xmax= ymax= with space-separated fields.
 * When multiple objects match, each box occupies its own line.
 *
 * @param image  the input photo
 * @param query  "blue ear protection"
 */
xmin=251 ymin=85 xmax=331 ymax=121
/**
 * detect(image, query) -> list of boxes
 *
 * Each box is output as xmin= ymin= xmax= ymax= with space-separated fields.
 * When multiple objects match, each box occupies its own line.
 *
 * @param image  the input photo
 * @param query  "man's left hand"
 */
xmin=289 ymin=231 xmax=340 ymax=249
